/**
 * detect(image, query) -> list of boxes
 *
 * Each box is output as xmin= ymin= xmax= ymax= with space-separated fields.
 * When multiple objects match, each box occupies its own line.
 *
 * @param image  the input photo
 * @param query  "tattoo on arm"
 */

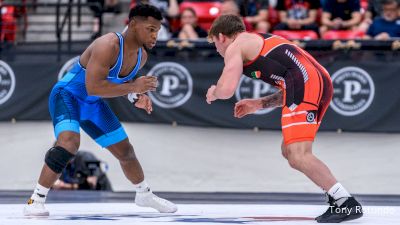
xmin=261 ymin=90 xmax=283 ymax=108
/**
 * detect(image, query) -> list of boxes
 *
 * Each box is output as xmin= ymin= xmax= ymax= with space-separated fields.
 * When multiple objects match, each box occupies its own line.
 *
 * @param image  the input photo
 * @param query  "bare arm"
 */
xmin=178 ymin=25 xmax=199 ymax=40
xmin=278 ymin=11 xmax=289 ymax=24
xmin=234 ymin=90 xmax=283 ymax=118
xmin=260 ymin=90 xmax=283 ymax=108
xmin=213 ymin=45 xmax=243 ymax=99
xmin=246 ymin=9 xmax=268 ymax=24
xmin=86 ymin=37 xmax=156 ymax=98
xmin=321 ymin=12 xmax=334 ymax=27
xmin=363 ymin=11 xmax=373 ymax=21
xmin=168 ymin=0 xmax=179 ymax=17
xmin=342 ymin=12 xmax=362 ymax=28
xmin=124 ymin=49 xmax=150 ymax=102
xmin=298 ymin=9 xmax=317 ymax=26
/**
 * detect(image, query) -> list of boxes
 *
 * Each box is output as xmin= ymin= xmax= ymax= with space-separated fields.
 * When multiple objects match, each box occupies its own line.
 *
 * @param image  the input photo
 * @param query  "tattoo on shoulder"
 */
xmin=261 ymin=90 xmax=283 ymax=109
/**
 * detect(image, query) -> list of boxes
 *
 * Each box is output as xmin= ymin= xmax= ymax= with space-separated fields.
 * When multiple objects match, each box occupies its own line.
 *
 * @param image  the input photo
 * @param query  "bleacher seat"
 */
xmin=1 ymin=5 xmax=17 ymax=42
xmin=361 ymin=0 xmax=368 ymax=11
xmin=322 ymin=30 xmax=365 ymax=40
xmin=272 ymin=30 xmax=319 ymax=40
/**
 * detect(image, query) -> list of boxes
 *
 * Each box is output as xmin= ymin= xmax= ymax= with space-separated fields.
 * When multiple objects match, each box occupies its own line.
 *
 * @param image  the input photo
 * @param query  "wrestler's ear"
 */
xmin=218 ymin=33 xmax=225 ymax=43
xmin=127 ymin=18 xmax=135 ymax=29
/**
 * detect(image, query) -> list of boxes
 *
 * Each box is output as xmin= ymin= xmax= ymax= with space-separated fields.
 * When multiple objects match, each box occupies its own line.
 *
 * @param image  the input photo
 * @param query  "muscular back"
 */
xmin=233 ymin=32 xmax=265 ymax=65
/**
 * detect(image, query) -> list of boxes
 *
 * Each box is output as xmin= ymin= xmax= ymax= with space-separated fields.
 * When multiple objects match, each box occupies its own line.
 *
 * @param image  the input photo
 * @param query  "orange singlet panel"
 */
xmin=243 ymin=33 xmax=333 ymax=145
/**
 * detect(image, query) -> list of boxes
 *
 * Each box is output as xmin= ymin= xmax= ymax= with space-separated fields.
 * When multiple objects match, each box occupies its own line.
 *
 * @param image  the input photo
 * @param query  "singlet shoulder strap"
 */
xmin=258 ymin=33 xmax=273 ymax=39
xmin=128 ymin=47 xmax=142 ymax=77
xmin=112 ymin=32 xmax=124 ymax=75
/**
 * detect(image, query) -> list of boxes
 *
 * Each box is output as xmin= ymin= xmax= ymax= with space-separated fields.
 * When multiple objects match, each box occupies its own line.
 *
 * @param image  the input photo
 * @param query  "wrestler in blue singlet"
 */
xmin=49 ymin=32 xmax=142 ymax=147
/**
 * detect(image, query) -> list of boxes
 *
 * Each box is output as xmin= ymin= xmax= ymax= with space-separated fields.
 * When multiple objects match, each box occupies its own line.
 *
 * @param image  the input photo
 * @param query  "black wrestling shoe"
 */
xmin=315 ymin=193 xmax=335 ymax=221
xmin=316 ymin=196 xmax=363 ymax=223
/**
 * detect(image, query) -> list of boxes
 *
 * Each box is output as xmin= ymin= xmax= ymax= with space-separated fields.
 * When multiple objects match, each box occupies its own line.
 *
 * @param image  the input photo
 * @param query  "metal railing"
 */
xmin=0 ymin=0 xmax=102 ymax=47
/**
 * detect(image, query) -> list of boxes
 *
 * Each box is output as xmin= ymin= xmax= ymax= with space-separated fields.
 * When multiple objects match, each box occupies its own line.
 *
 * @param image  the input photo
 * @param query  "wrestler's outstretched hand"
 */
xmin=135 ymin=94 xmax=153 ymax=114
xmin=234 ymin=99 xmax=261 ymax=118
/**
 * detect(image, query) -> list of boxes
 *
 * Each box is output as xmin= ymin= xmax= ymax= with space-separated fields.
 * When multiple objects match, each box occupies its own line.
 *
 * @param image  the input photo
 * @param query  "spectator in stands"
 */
xmin=131 ymin=0 xmax=181 ymax=40
xmin=364 ymin=0 xmax=400 ymax=40
xmin=220 ymin=0 xmax=253 ymax=31
xmin=274 ymin=0 xmax=320 ymax=34
xmin=172 ymin=8 xmax=207 ymax=40
xmin=88 ymin=0 xmax=123 ymax=39
xmin=358 ymin=0 xmax=381 ymax=32
xmin=104 ymin=0 xmax=122 ymax=14
xmin=88 ymin=0 xmax=105 ymax=40
xmin=236 ymin=0 xmax=270 ymax=32
xmin=52 ymin=151 xmax=112 ymax=191
xmin=320 ymin=0 xmax=362 ymax=36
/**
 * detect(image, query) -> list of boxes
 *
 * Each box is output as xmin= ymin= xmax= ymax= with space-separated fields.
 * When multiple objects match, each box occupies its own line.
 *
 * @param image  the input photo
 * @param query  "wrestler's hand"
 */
xmin=234 ymin=99 xmax=262 ymax=118
xmin=206 ymin=85 xmax=217 ymax=104
xmin=135 ymin=94 xmax=153 ymax=114
xmin=131 ymin=76 xmax=158 ymax=94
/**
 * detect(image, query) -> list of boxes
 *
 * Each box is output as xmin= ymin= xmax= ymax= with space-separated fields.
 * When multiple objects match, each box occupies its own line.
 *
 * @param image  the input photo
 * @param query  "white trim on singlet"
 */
xmin=282 ymin=121 xmax=318 ymax=129
xmin=262 ymin=43 xmax=299 ymax=58
xmin=282 ymin=111 xmax=308 ymax=118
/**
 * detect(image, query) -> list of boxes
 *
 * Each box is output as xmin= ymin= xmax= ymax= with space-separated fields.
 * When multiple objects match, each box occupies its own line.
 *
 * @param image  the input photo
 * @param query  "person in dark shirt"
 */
xmin=220 ymin=0 xmax=253 ymax=31
xmin=172 ymin=7 xmax=208 ymax=40
xmin=365 ymin=0 xmax=400 ymax=40
xmin=236 ymin=0 xmax=270 ymax=32
xmin=274 ymin=0 xmax=320 ymax=34
xmin=320 ymin=0 xmax=362 ymax=35
xmin=359 ymin=0 xmax=381 ymax=32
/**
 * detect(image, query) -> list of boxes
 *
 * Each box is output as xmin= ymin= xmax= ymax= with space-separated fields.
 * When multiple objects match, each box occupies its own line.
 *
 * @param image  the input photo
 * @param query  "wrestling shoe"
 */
xmin=23 ymin=197 xmax=49 ymax=216
xmin=316 ymin=196 xmax=363 ymax=223
xmin=135 ymin=190 xmax=177 ymax=213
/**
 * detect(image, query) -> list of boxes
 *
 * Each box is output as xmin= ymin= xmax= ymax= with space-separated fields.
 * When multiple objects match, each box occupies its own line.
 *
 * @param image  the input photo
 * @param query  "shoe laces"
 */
xmin=324 ymin=193 xmax=336 ymax=206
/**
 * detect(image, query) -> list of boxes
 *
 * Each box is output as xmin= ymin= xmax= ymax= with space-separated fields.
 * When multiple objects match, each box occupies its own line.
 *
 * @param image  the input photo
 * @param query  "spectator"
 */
xmin=358 ymin=0 xmax=381 ymax=32
xmin=274 ymin=0 xmax=320 ymax=34
xmin=364 ymin=0 xmax=400 ymax=40
xmin=236 ymin=0 xmax=270 ymax=32
xmin=87 ymin=0 xmax=105 ymax=40
xmin=172 ymin=8 xmax=207 ymax=40
xmin=52 ymin=151 xmax=112 ymax=191
xmin=220 ymin=0 xmax=253 ymax=31
xmin=104 ymin=0 xmax=122 ymax=14
xmin=88 ymin=0 xmax=123 ymax=39
xmin=320 ymin=0 xmax=362 ymax=36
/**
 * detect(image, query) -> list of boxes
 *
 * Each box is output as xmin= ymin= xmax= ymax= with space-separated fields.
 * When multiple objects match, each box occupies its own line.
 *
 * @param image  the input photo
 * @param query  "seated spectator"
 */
xmin=236 ymin=0 xmax=270 ymax=32
xmin=358 ymin=0 xmax=381 ymax=32
xmin=172 ymin=8 xmax=207 ymax=40
xmin=364 ymin=0 xmax=400 ymax=40
xmin=274 ymin=0 xmax=320 ymax=34
xmin=104 ymin=0 xmax=122 ymax=13
xmin=87 ymin=0 xmax=122 ymax=39
xmin=320 ymin=0 xmax=362 ymax=36
xmin=52 ymin=151 xmax=112 ymax=191
xmin=220 ymin=0 xmax=253 ymax=31
xmin=87 ymin=0 xmax=105 ymax=40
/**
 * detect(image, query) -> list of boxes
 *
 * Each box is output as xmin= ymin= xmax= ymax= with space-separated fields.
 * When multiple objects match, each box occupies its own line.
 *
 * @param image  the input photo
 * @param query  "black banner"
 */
xmin=1 ymin=42 xmax=399 ymax=132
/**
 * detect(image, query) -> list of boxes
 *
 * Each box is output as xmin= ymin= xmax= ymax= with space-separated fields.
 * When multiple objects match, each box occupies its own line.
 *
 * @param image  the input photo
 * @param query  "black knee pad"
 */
xmin=45 ymin=146 xmax=75 ymax=173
